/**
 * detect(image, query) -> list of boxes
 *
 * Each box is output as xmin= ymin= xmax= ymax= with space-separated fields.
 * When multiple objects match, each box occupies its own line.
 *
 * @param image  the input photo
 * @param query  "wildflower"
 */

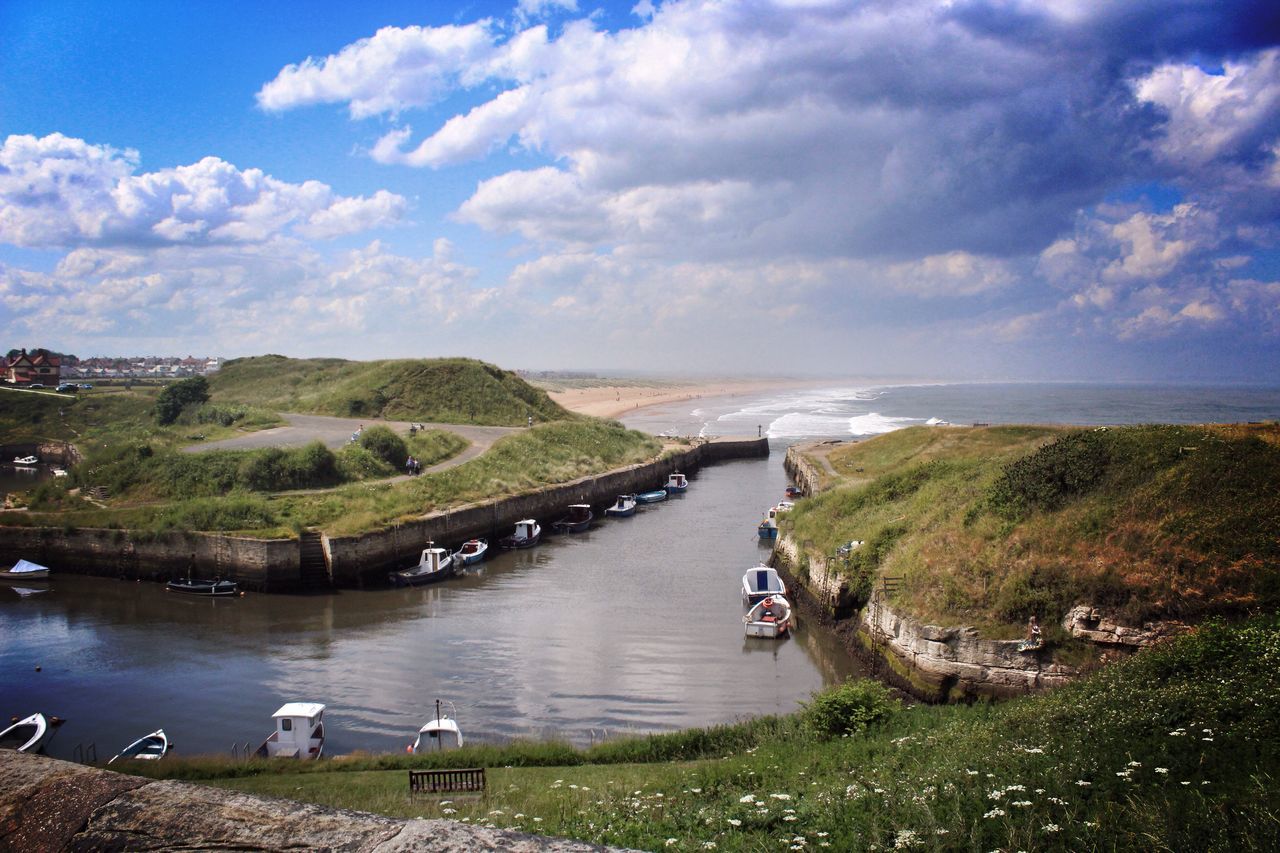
xmin=1043 ymin=824 xmax=1061 ymax=833
xmin=691 ymin=787 xmax=702 ymax=793
xmin=988 ymin=789 xmax=1005 ymax=800
xmin=532 ymin=817 xmax=543 ymax=823
xmin=784 ymin=815 xmax=798 ymax=822
xmin=1023 ymin=747 xmax=1044 ymax=754
xmin=1011 ymin=800 xmax=1032 ymax=808
xmin=514 ymin=813 xmax=525 ymax=819
xmin=1127 ymin=760 xmax=1141 ymax=767
xmin=665 ymin=840 xmax=678 ymax=848
xmin=441 ymin=808 xmax=457 ymax=815
xmin=1202 ymin=737 xmax=1214 ymax=742
xmin=983 ymin=808 xmax=1006 ymax=819
xmin=1155 ymin=767 xmax=1169 ymax=775
xmin=770 ymin=793 xmax=793 ymax=800
xmin=727 ymin=819 xmax=742 ymax=827
xmin=1006 ymin=784 xmax=1026 ymax=792
xmin=893 ymin=829 xmax=920 ymax=849
xmin=817 ymin=832 xmax=829 ymax=838
xmin=1076 ymin=780 xmax=1092 ymax=787
xmin=701 ymin=843 xmax=717 ymax=850
xmin=739 ymin=794 xmax=756 ymax=804
xmin=935 ymin=829 xmax=949 ymax=835
xmin=488 ymin=810 xmax=504 ymax=816
xmin=965 ymin=769 xmax=978 ymax=776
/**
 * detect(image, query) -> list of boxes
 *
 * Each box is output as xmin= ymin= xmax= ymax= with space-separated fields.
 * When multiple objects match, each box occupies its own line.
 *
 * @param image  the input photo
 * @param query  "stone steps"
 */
xmin=298 ymin=531 xmax=330 ymax=590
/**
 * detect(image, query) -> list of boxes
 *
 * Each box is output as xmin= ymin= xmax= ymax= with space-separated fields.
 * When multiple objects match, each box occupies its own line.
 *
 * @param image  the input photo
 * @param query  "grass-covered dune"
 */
xmin=119 ymin=615 xmax=1280 ymax=852
xmin=210 ymin=355 xmax=571 ymax=426
xmin=788 ymin=423 xmax=1280 ymax=637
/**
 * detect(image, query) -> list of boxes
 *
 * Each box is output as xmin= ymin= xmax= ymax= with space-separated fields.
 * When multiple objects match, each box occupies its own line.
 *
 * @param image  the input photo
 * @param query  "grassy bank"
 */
xmin=119 ymin=616 xmax=1280 ymax=851
xmin=788 ymin=423 xmax=1280 ymax=637
xmin=210 ymin=356 xmax=571 ymax=426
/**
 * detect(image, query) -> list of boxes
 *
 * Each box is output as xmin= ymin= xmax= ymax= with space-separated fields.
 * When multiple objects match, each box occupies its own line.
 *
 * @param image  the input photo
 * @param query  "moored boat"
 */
xmin=757 ymin=504 xmax=787 ymax=539
xmin=742 ymin=565 xmax=787 ymax=606
xmin=408 ymin=699 xmax=464 ymax=753
xmin=390 ymin=544 xmax=456 ymax=586
xmin=604 ymin=494 xmax=637 ymax=518
xmin=0 ymin=559 xmax=50 ymax=581
xmin=785 ymin=485 xmax=802 ymax=498
xmin=665 ymin=472 xmax=688 ymax=492
xmin=256 ymin=702 xmax=325 ymax=759
xmin=108 ymin=728 xmax=169 ymax=763
xmin=167 ymin=577 xmax=239 ymax=596
xmin=0 ymin=713 xmax=55 ymax=753
xmin=498 ymin=519 xmax=541 ymax=549
xmin=12 ymin=455 xmax=38 ymax=467
xmin=552 ymin=504 xmax=594 ymax=533
xmin=635 ymin=489 xmax=668 ymax=504
xmin=744 ymin=595 xmax=794 ymax=638
xmin=453 ymin=538 xmax=488 ymax=566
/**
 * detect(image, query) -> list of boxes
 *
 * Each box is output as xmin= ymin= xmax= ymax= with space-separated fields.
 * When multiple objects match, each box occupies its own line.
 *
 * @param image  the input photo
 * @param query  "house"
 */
xmin=4 ymin=349 xmax=61 ymax=386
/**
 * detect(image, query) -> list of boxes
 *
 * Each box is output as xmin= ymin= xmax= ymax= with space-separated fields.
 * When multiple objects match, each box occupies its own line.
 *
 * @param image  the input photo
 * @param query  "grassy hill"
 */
xmin=788 ymin=423 xmax=1280 ymax=636
xmin=210 ymin=356 xmax=572 ymax=426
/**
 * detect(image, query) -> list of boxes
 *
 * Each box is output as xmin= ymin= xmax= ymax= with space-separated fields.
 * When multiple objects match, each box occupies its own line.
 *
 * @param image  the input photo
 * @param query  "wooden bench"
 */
xmin=409 ymin=767 xmax=486 ymax=795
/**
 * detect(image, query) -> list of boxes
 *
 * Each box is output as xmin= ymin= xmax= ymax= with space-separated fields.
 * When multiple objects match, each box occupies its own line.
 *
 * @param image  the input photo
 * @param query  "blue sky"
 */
xmin=2 ymin=0 xmax=1278 ymax=380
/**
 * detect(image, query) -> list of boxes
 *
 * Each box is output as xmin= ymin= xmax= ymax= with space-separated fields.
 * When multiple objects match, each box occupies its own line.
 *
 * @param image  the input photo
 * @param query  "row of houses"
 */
xmin=3 ymin=349 xmax=223 ymax=385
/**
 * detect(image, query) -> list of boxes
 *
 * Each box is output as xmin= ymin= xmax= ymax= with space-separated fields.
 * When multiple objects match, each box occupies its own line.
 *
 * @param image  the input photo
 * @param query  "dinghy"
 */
xmin=453 ymin=538 xmax=488 ymax=566
xmin=108 ymin=728 xmax=169 ymax=763
xmin=12 ymin=456 xmax=37 ymax=467
xmin=744 ymin=596 xmax=794 ymax=639
xmin=742 ymin=565 xmax=787 ymax=606
xmin=167 ymin=577 xmax=239 ymax=596
xmin=0 ymin=559 xmax=50 ymax=581
xmin=0 ymin=713 xmax=54 ymax=753
xmin=408 ymin=700 xmax=464 ymax=753
xmin=635 ymin=489 xmax=667 ymax=504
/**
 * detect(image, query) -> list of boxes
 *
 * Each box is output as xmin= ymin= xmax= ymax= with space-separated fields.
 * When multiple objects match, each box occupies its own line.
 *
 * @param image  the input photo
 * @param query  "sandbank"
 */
xmin=550 ymin=379 xmax=797 ymax=419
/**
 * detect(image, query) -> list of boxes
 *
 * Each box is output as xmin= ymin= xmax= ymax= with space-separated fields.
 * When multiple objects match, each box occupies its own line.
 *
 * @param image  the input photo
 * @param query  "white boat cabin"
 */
xmin=416 ymin=546 xmax=451 ymax=573
xmin=742 ymin=566 xmax=787 ymax=606
xmin=512 ymin=519 xmax=539 ymax=540
xmin=259 ymin=702 xmax=325 ymax=759
xmin=666 ymin=472 xmax=688 ymax=490
xmin=411 ymin=717 xmax=464 ymax=753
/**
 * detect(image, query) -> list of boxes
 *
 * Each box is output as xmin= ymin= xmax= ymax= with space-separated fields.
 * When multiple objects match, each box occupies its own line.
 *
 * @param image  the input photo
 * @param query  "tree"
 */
xmin=155 ymin=376 xmax=210 ymax=425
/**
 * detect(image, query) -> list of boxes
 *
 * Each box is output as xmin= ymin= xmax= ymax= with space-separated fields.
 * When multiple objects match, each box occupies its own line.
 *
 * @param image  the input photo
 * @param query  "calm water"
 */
xmin=1 ymin=453 xmax=858 ymax=760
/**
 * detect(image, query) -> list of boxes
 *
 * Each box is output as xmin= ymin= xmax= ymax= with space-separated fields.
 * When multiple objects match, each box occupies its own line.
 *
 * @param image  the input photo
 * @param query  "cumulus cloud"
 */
xmin=0 ymin=133 xmax=407 ymax=249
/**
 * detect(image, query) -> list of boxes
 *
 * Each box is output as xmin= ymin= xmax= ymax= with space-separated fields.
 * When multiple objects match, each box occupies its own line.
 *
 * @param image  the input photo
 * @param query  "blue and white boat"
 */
xmin=665 ymin=472 xmax=688 ymax=493
xmin=635 ymin=490 xmax=668 ymax=504
xmin=604 ymin=494 xmax=637 ymax=518
xmin=742 ymin=565 xmax=787 ymax=606
xmin=109 ymin=729 xmax=169 ymax=763
xmin=453 ymin=538 xmax=488 ymax=566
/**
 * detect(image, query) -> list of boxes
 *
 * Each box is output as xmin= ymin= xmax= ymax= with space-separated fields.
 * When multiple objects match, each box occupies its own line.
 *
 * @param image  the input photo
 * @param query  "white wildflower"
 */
xmin=665 ymin=840 xmax=678 ymax=848
xmin=1043 ymin=824 xmax=1061 ymax=833
xmin=1155 ymin=767 xmax=1169 ymax=775
xmin=739 ymin=794 xmax=756 ymax=804
xmin=727 ymin=819 xmax=741 ymax=827
xmin=983 ymin=808 xmax=1006 ymax=819
xmin=770 ymin=793 xmax=793 ymax=800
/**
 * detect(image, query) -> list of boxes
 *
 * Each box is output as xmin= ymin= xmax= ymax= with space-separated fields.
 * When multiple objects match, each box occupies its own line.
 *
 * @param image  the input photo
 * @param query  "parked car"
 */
xmin=78 ymin=383 xmax=93 ymax=389
xmin=28 ymin=383 xmax=44 ymax=389
xmin=56 ymin=383 xmax=75 ymax=393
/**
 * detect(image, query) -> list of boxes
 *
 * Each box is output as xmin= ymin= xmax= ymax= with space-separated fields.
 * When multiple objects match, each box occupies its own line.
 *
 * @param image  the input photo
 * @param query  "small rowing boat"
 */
xmin=635 ymin=489 xmax=667 ymax=504
xmin=167 ymin=578 xmax=239 ymax=596
xmin=108 ymin=728 xmax=169 ymax=763
xmin=0 ymin=559 xmax=50 ymax=581
xmin=0 ymin=713 xmax=55 ymax=753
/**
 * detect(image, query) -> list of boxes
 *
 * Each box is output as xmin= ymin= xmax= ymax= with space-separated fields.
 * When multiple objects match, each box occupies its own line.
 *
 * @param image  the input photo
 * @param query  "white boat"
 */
xmin=0 ymin=713 xmax=54 ymax=752
xmin=52 ymin=468 xmax=68 ymax=478
xmin=12 ymin=456 xmax=37 ymax=467
xmin=742 ymin=565 xmax=787 ymax=606
xmin=390 ymin=544 xmax=456 ymax=586
xmin=409 ymin=699 xmax=464 ymax=753
xmin=0 ymin=559 xmax=50 ymax=581
xmin=744 ymin=595 xmax=795 ymax=638
xmin=256 ymin=702 xmax=325 ymax=759
xmin=453 ymin=538 xmax=488 ymax=566
xmin=665 ymin=472 xmax=688 ymax=492
xmin=604 ymin=494 xmax=637 ymax=518
xmin=498 ymin=519 xmax=541 ymax=549
xmin=108 ymin=728 xmax=169 ymax=763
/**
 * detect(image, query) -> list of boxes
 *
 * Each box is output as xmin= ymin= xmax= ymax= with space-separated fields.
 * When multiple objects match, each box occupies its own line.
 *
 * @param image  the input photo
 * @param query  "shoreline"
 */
xmin=549 ymin=378 xmax=806 ymax=419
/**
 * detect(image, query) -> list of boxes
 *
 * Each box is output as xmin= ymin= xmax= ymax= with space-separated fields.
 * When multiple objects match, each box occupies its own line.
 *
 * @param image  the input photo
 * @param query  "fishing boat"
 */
xmin=166 ymin=577 xmax=239 ymax=596
xmin=604 ymin=494 xmax=637 ymax=518
xmin=744 ymin=595 xmax=794 ymax=638
xmin=498 ymin=519 xmax=541 ymax=549
xmin=0 ymin=713 xmax=55 ymax=753
xmin=785 ymin=485 xmax=803 ymax=498
xmin=665 ymin=472 xmax=689 ymax=492
xmin=742 ymin=565 xmax=787 ymax=606
xmin=635 ymin=489 xmax=668 ymax=504
xmin=108 ymin=729 xmax=169 ymax=763
xmin=408 ymin=699 xmax=464 ymax=753
xmin=757 ymin=504 xmax=787 ymax=539
xmin=256 ymin=702 xmax=325 ymax=759
xmin=0 ymin=559 xmax=50 ymax=581
xmin=12 ymin=455 xmax=37 ymax=467
xmin=552 ymin=504 xmax=594 ymax=533
xmin=390 ymin=544 xmax=455 ymax=586
xmin=453 ymin=538 xmax=488 ymax=566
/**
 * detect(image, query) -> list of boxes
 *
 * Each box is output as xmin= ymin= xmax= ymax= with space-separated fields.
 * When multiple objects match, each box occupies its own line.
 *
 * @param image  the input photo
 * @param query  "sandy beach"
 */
xmin=549 ymin=379 xmax=797 ymax=418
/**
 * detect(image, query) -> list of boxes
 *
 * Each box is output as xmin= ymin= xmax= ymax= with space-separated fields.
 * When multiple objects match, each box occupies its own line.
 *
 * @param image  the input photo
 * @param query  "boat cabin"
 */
xmin=564 ymin=504 xmax=591 ymax=523
xmin=742 ymin=566 xmax=787 ymax=605
xmin=513 ymin=519 xmax=538 ymax=540
xmin=665 ymin=472 xmax=688 ymax=490
xmin=258 ymin=702 xmax=325 ymax=759
xmin=417 ymin=546 xmax=450 ymax=572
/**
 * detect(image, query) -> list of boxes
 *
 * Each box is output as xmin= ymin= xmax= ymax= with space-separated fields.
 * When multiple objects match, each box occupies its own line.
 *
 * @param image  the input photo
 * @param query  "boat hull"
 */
xmin=390 ymin=563 xmax=457 ymax=587
xmin=745 ymin=618 xmax=792 ymax=638
xmin=0 ymin=713 xmax=51 ymax=752
xmin=553 ymin=518 xmax=593 ymax=533
xmin=635 ymin=491 xmax=667 ymax=504
xmin=757 ymin=526 xmax=778 ymax=539
xmin=166 ymin=579 xmax=239 ymax=596
xmin=454 ymin=541 xmax=488 ymax=566
xmin=604 ymin=505 xmax=636 ymax=517
xmin=498 ymin=532 xmax=540 ymax=549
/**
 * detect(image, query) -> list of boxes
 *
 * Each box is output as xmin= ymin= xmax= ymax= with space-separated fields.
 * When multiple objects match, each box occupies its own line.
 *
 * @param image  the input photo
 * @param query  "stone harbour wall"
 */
xmin=0 ymin=751 xmax=627 ymax=852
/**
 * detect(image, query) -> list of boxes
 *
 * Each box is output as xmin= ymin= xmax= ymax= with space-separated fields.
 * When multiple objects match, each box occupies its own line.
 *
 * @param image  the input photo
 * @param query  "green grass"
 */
xmin=787 ymin=424 xmax=1280 ymax=636
xmin=120 ymin=616 xmax=1280 ymax=852
xmin=210 ymin=355 xmax=572 ymax=426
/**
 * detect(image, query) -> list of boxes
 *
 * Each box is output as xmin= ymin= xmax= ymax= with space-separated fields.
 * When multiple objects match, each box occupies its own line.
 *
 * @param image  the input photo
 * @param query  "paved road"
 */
xmin=182 ymin=413 xmax=519 ymax=474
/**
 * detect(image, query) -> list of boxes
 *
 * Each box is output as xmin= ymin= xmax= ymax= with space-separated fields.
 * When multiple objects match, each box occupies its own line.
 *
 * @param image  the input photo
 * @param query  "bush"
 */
xmin=988 ymin=429 xmax=1110 ymax=518
xmin=801 ymin=679 xmax=899 ymax=738
xmin=154 ymin=376 xmax=210 ymax=425
xmin=359 ymin=425 xmax=408 ymax=468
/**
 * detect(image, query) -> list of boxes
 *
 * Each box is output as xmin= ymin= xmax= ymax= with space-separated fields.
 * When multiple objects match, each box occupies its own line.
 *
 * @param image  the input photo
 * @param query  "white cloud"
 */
xmin=0 ymin=134 xmax=407 ymax=249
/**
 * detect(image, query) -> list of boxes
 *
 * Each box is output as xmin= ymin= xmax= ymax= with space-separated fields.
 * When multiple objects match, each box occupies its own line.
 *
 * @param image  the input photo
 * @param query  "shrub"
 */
xmin=359 ymin=425 xmax=408 ymax=468
xmin=801 ymin=679 xmax=899 ymax=738
xmin=154 ymin=376 xmax=210 ymax=425
xmin=988 ymin=429 xmax=1110 ymax=518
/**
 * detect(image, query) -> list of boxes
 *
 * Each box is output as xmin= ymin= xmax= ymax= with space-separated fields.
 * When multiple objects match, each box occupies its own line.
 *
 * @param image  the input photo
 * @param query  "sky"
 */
xmin=1 ymin=0 xmax=1279 ymax=381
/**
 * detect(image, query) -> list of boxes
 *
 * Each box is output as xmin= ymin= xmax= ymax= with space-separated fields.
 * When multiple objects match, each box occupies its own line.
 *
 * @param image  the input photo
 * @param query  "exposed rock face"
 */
xmin=0 ymin=752 xmax=628 ymax=852
xmin=1062 ymin=605 xmax=1189 ymax=649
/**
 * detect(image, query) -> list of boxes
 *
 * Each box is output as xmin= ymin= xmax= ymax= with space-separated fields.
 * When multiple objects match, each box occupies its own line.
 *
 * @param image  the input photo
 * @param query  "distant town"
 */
xmin=3 ymin=348 xmax=223 ymax=387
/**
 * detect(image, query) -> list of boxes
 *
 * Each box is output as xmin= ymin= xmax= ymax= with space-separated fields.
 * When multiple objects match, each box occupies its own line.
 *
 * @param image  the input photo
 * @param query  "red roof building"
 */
xmin=5 ymin=349 xmax=61 ymax=385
